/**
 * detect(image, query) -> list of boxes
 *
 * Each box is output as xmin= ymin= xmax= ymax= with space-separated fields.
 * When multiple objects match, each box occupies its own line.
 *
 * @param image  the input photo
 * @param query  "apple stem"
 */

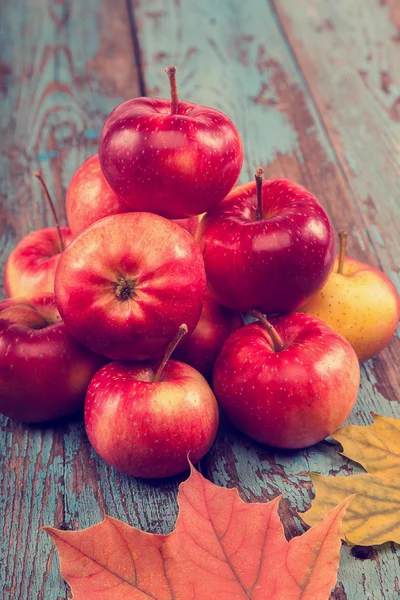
xmin=165 ymin=65 xmax=179 ymax=115
xmin=249 ymin=310 xmax=285 ymax=352
xmin=255 ymin=167 xmax=264 ymax=221
xmin=337 ymin=231 xmax=348 ymax=274
xmin=154 ymin=324 xmax=188 ymax=382
xmin=34 ymin=172 xmax=65 ymax=252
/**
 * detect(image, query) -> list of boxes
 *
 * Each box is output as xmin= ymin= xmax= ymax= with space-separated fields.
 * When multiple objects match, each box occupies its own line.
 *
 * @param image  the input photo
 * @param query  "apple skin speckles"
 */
xmin=66 ymin=154 xmax=127 ymax=237
xmin=299 ymin=254 xmax=400 ymax=361
xmin=172 ymin=296 xmax=243 ymax=380
xmin=55 ymin=212 xmax=206 ymax=361
xmin=99 ymin=97 xmax=243 ymax=219
xmin=66 ymin=154 xmax=201 ymax=238
xmin=0 ymin=293 xmax=107 ymax=423
xmin=85 ymin=359 xmax=218 ymax=478
xmin=213 ymin=312 xmax=360 ymax=449
xmin=197 ymin=178 xmax=335 ymax=314
xmin=5 ymin=227 xmax=74 ymax=298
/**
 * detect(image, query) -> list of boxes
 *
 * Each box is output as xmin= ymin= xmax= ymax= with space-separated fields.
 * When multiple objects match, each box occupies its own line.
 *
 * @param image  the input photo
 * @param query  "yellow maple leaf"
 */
xmin=301 ymin=414 xmax=400 ymax=546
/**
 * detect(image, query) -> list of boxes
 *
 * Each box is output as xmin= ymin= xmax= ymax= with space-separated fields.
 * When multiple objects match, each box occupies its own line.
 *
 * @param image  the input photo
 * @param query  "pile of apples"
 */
xmin=1 ymin=67 xmax=399 ymax=478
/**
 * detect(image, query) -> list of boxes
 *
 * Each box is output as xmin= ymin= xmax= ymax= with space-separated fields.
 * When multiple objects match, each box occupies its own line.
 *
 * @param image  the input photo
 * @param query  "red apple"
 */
xmin=66 ymin=154 xmax=127 ymax=237
xmin=0 ymin=294 xmax=106 ymax=423
xmin=85 ymin=325 xmax=219 ymax=478
xmin=5 ymin=173 xmax=73 ymax=297
xmin=99 ymin=66 xmax=243 ymax=219
xmin=197 ymin=170 xmax=335 ymax=314
xmin=66 ymin=154 xmax=200 ymax=237
xmin=55 ymin=212 xmax=206 ymax=360
xmin=5 ymin=226 xmax=73 ymax=298
xmin=173 ymin=296 xmax=243 ymax=380
xmin=213 ymin=311 xmax=360 ymax=449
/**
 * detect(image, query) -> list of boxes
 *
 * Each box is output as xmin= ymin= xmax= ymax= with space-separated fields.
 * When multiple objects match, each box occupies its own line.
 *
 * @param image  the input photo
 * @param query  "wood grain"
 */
xmin=0 ymin=1 xmax=180 ymax=599
xmin=271 ymin=0 xmax=400 ymax=290
xmin=0 ymin=420 xmax=65 ymax=599
xmin=271 ymin=0 xmax=400 ymax=410
xmin=133 ymin=0 xmax=400 ymax=598
xmin=0 ymin=0 xmax=138 ymax=297
xmin=1 ymin=0 xmax=400 ymax=598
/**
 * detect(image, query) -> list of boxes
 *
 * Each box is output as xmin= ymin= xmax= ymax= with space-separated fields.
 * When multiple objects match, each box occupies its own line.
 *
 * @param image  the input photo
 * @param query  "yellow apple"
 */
xmin=299 ymin=232 xmax=399 ymax=362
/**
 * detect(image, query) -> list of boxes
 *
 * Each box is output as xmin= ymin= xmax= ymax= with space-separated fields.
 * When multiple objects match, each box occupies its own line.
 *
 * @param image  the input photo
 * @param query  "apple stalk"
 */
xmin=249 ymin=309 xmax=285 ymax=352
xmin=337 ymin=231 xmax=348 ymax=275
xmin=154 ymin=323 xmax=188 ymax=382
xmin=34 ymin=172 xmax=65 ymax=252
xmin=165 ymin=65 xmax=179 ymax=115
xmin=254 ymin=167 xmax=264 ymax=221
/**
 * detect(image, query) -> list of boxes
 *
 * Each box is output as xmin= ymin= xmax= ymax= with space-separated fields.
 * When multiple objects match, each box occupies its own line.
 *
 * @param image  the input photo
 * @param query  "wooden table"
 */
xmin=1 ymin=1 xmax=399 ymax=598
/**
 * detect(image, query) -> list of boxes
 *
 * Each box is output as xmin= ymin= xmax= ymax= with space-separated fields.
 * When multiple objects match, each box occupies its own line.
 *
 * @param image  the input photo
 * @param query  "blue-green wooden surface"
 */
xmin=0 ymin=1 xmax=399 ymax=598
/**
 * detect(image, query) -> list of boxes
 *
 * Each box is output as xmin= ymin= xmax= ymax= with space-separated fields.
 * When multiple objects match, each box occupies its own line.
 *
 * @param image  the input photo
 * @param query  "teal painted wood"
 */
xmin=133 ymin=0 xmax=400 ymax=598
xmin=0 ymin=0 xmax=399 ymax=599
xmin=0 ymin=421 xmax=65 ymax=599
xmin=0 ymin=2 xmax=181 ymax=599
xmin=272 ymin=0 xmax=400 ymax=291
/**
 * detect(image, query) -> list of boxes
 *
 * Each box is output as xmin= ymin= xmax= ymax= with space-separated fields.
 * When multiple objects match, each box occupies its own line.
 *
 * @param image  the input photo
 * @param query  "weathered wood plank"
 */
xmin=1 ymin=0 xmax=399 ymax=598
xmin=0 ymin=3 xmax=72 ymax=596
xmin=270 ymin=0 xmax=400 ymax=401
xmin=271 ymin=0 xmax=400 ymax=289
xmin=0 ymin=420 xmax=64 ymax=599
xmin=0 ymin=1 xmax=182 ymax=598
xmin=133 ymin=1 xmax=400 ymax=598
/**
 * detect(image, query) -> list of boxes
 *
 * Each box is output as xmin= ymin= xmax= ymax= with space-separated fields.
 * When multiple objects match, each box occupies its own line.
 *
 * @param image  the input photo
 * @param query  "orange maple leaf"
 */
xmin=44 ymin=466 xmax=351 ymax=600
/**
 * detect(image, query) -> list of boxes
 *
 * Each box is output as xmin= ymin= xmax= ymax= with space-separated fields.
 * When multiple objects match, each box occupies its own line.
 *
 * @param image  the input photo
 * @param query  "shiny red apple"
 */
xmin=173 ymin=296 xmax=243 ymax=380
xmin=213 ymin=311 xmax=360 ymax=449
xmin=55 ymin=212 xmax=206 ymax=361
xmin=5 ymin=173 xmax=72 ymax=297
xmin=197 ymin=170 xmax=335 ymax=314
xmin=99 ymin=66 xmax=243 ymax=219
xmin=66 ymin=154 xmax=200 ymax=236
xmin=85 ymin=325 xmax=219 ymax=478
xmin=0 ymin=294 xmax=106 ymax=422
xmin=5 ymin=226 xmax=73 ymax=298
xmin=66 ymin=154 xmax=127 ymax=237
